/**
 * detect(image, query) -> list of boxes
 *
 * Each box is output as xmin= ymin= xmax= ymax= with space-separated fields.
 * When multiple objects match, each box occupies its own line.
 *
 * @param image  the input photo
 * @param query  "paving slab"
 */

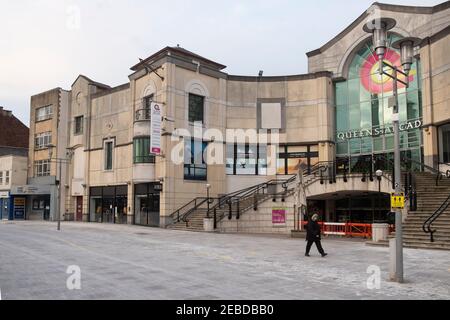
xmin=0 ymin=221 xmax=449 ymax=300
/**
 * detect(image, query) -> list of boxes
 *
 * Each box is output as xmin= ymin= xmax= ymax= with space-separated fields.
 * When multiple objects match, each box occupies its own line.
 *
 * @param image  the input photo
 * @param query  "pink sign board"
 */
xmin=272 ymin=208 xmax=286 ymax=224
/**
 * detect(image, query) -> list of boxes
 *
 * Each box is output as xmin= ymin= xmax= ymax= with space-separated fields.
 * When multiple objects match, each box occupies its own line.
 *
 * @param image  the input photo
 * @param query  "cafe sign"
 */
xmin=337 ymin=119 xmax=422 ymax=141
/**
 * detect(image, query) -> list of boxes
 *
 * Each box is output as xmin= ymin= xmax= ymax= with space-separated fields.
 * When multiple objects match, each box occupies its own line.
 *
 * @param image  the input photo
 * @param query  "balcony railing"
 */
xmin=135 ymin=108 xmax=151 ymax=122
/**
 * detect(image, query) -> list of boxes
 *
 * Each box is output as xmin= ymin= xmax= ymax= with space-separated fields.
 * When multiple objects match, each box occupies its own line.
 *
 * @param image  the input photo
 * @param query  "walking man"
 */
xmin=305 ymin=213 xmax=327 ymax=257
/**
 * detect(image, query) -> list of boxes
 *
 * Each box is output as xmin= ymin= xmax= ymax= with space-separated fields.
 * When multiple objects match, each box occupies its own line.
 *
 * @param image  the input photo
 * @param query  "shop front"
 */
xmin=89 ymin=185 xmax=128 ymax=224
xmin=9 ymin=184 xmax=55 ymax=221
xmin=134 ymin=182 xmax=161 ymax=227
xmin=307 ymin=192 xmax=392 ymax=224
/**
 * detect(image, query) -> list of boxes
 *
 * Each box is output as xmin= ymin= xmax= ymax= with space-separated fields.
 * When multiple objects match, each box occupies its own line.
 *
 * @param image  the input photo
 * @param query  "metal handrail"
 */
xmin=169 ymin=197 xmax=209 ymax=224
xmin=135 ymin=108 xmax=151 ymax=121
xmin=423 ymin=193 xmax=450 ymax=242
xmin=401 ymin=155 xmax=447 ymax=186
xmin=209 ymin=175 xmax=296 ymax=225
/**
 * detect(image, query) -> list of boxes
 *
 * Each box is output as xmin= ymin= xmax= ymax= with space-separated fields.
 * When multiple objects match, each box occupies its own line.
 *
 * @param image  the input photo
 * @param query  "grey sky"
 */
xmin=0 ymin=0 xmax=443 ymax=126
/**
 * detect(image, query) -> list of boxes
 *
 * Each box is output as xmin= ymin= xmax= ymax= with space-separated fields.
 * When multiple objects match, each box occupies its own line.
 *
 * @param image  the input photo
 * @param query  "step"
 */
xmin=366 ymin=240 xmax=450 ymax=250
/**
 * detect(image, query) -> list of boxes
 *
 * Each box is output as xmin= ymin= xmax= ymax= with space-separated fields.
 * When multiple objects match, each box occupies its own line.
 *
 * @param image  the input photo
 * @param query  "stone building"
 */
xmin=25 ymin=2 xmax=450 ymax=238
xmin=0 ymin=106 xmax=29 ymax=220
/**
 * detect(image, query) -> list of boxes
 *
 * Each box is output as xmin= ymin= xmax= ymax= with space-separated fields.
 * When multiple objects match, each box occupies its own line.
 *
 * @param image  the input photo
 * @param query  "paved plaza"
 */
xmin=0 ymin=221 xmax=449 ymax=300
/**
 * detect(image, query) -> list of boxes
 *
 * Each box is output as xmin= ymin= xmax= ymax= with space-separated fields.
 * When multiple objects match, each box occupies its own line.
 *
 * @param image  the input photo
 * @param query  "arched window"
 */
xmin=335 ymin=34 xmax=422 ymax=164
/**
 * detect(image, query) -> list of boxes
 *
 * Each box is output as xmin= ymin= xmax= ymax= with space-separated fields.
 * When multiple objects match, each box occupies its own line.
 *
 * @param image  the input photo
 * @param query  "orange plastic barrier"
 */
xmin=301 ymin=221 xmax=373 ymax=238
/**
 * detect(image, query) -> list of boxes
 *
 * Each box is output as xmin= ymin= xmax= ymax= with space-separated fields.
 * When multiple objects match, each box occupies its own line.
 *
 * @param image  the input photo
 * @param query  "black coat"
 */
xmin=305 ymin=220 xmax=321 ymax=241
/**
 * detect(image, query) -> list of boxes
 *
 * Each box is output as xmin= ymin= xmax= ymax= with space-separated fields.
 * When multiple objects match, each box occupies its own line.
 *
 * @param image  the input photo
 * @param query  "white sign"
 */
xmin=150 ymin=102 xmax=162 ymax=155
xmin=0 ymin=191 xmax=9 ymax=198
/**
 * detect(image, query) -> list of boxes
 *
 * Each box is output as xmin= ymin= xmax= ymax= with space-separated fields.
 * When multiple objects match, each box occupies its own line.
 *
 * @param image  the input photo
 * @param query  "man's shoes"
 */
xmin=305 ymin=253 xmax=310 ymax=257
xmin=321 ymin=253 xmax=328 ymax=257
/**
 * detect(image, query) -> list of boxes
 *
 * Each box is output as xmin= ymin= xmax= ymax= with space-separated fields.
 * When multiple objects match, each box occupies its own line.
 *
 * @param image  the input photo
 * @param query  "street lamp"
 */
xmin=48 ymin=144 xmax=72 ymax=231
xmin=376 ymin=170 xmax=383 ymax=223
xmin=364 ymin=18 xmax=421 ymax=283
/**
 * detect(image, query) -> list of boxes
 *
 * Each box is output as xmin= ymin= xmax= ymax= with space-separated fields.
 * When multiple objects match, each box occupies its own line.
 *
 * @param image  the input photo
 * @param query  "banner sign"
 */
xmin=337 ymin=119 xmax=422 ymax=141
xmin=150 ymin=102 xmax=162 ymax=155
xmin=272 ymin=208 xmax=286 ymax=224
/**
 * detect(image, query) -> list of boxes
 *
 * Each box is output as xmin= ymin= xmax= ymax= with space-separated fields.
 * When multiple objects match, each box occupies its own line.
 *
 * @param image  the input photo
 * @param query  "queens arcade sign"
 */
xmin=337 ymin=119 xmax=422 ymax=141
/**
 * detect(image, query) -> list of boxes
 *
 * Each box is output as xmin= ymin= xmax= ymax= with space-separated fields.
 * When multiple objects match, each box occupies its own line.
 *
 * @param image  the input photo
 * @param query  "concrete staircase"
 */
xmin=166 ymin=193 xmax=274 ymax=232
xmin=368 ymin=172 xmax=450 ymax=250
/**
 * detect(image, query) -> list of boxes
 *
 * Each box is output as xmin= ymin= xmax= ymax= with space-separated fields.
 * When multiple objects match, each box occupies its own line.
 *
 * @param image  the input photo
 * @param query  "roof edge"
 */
xmin=306 ymin=1 xmax=449 ymax=58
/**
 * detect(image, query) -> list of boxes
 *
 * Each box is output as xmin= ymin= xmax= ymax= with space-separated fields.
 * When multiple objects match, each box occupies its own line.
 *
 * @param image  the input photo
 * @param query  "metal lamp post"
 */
xmin=376 ymin=169 xmax=383 ymax=222
xmin=48 ymin=144 xmax=72 ymax=231
xmin=206 ymin=183 xmax=211 ymax=218
xmin=364 ymin=18 xmax=421 ymax=283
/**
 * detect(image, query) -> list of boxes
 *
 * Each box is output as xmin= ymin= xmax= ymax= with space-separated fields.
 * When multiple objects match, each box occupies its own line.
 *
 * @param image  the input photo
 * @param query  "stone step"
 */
xmin=366 ymin=240 xmax=450 ymax=250
xmin=403 ymin=225 xmax=450 ymax=231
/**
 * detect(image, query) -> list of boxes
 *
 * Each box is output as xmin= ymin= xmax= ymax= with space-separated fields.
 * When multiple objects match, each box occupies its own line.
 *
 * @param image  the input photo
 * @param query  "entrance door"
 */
xmin=0 ymin=199 xmax=8 ymax=220
xmin=76 ymin=196 xmax=83 ymax=221
xmin=115 ymin=196 xmax=127 ymax=224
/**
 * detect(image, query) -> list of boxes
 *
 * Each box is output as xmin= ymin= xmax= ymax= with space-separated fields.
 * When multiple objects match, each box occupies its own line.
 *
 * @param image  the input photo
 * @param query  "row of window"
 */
xmin=136 ymin=94 xmax=205 ymax=124
xmin=103 ymin=138 xmax=319 ymax=180
xmin=35 ymin=132 xmax=52 ymax=149
xmin=35 ymin=105 xmax=53 ymax=122
xmin=35 ymin=160 xmax=51 ymax=177
xmin=0 ymin=171 xmax=10 ymax=184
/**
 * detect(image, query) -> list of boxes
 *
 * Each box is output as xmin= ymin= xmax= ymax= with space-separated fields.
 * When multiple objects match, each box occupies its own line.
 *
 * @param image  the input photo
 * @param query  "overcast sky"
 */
xmin=0 ymin=0 xmax=443 ymax=126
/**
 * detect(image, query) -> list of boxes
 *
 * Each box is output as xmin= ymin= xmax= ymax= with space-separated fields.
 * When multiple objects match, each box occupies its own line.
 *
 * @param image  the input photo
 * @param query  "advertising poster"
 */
xmin=272 ymin=207 xmax=286 ymax=224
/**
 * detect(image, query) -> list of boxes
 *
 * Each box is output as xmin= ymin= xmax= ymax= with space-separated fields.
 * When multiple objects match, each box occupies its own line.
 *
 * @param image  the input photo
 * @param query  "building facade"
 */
xmin=28 ymin=2 xmax=450 ymax=230
xmin=0 ymin=107 xmax=29 ymax=220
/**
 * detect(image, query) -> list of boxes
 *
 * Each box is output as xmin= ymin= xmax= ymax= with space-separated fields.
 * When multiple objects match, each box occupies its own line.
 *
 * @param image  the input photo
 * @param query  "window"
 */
xmin=105 ymin=141 xmax=113 ymax=170
xmin=335 ymin=34 xmax=422 ymax=157
xmin=135 ymin=95 xmax=153 ymax=121
xmin=143 ymin=95 xmax=153 ymax=109
xmin=0 ymin=171 xmax=3 ymax=184
xmin=35 ymin=132 xmax=52 ymax=149
xmin=5 ymin=171 xmax=9 ymax=184
xmin=184 ymin=139 xmax=207 ymax=180
xmin=226 ymin=143 xmax=267 ymax=175
xmin=74 ymin=116 xmax=84 ymax=135
xmin=440 ymin=124 xmax=450 ymax=163
xmin=35 ymin=160 xmax=51 ymax=177
xmin=133 ymin=137 xmax=155 ymax=163
xmin=277 ymin=145 xmax=319 ymax=175
xmin=188 ymin=93 xmax=204 ymax=123
xmin=36 ymin=105 xmax=53 ymax=122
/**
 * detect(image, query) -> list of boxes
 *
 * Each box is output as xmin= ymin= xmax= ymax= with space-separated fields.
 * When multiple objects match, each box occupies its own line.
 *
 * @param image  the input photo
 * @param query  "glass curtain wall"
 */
xmin=335 ymin=35 xmax=423 ymax=167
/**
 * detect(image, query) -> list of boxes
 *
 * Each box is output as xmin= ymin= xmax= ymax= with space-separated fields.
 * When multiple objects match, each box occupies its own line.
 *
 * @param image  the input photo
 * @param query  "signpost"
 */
xmin=150 ymin=102 xmax=162 ymax=155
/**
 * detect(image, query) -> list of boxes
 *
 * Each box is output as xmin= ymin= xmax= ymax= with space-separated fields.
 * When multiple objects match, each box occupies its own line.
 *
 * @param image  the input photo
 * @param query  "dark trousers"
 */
xmin=306 ymin=239 xmax=325 ymax=255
